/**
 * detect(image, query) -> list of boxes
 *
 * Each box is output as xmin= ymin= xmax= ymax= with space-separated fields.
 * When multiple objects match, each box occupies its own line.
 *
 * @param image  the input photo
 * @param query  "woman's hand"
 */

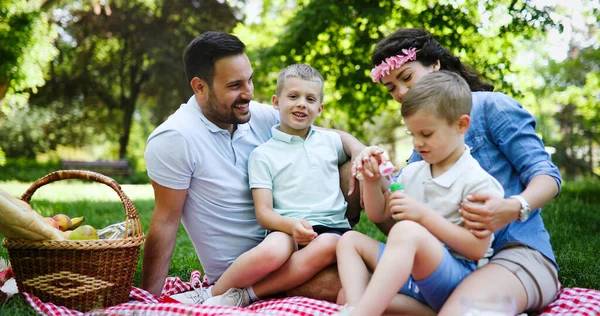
xmin=460 ymin=192 xmax=521 ymax=238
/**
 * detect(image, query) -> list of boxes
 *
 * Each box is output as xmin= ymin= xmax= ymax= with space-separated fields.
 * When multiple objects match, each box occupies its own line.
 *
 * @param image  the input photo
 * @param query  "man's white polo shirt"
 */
xmin=145 ymin=96 xmax=279 ymax=283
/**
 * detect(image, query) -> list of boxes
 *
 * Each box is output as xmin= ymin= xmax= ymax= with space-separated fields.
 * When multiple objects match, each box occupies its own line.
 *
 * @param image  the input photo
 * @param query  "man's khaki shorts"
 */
xmin=490 ymin=243 xmax=560 ymax=312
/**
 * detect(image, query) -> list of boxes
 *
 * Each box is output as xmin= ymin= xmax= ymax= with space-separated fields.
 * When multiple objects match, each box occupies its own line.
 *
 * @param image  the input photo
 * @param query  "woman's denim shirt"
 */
xmin=407 ymin=91 xmax=562 ymax=268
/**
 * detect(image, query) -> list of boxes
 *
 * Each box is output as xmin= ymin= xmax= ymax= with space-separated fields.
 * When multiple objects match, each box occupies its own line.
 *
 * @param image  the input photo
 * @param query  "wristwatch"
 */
xmin=510 ymin=195 xmax=531 ymax=222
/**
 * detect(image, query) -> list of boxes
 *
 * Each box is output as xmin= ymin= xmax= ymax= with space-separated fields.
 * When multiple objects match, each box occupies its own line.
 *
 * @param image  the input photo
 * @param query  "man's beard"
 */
xmin=205 ymin=89 xmax=252 ymax=125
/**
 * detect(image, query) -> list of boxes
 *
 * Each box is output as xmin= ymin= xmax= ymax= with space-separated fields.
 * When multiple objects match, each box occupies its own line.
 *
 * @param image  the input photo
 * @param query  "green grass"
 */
xmin=541 ymin=181 xmax=600 ymax=289
xmin=1 ymin=180 xmax=599 ymax=313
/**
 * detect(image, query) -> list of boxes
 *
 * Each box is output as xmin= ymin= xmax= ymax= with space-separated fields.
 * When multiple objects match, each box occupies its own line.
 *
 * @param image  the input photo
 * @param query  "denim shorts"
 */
xmin=377 ymin=242 xmax=477 ymax=312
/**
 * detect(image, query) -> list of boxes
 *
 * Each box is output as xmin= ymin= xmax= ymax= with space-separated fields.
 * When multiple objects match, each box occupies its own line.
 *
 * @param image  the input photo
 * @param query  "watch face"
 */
xmin=520 ymin=206 xmax=531 ymax=221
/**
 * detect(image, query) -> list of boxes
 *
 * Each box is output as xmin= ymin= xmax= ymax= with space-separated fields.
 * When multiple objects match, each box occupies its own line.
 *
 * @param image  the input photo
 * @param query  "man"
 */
xmin=141 ymin=31 xmax=363 ymax=303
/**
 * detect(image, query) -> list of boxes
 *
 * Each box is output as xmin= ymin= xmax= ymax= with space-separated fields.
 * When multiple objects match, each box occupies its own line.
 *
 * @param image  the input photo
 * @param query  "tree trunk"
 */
xmin=0 ymin=79 xmax=9 ymax=104
xmin=119 ymin=99 xmax=135 ymax=159
xmin=118 ymin=64 xmax=149 ymax=158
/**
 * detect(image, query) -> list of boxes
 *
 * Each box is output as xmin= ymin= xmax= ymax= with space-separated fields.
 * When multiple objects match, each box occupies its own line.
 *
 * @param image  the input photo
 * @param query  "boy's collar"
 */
xmin=430 ymin=145 xmax=472 ymax=188
xmin=271 ymin=125 xmax=315 ymax=143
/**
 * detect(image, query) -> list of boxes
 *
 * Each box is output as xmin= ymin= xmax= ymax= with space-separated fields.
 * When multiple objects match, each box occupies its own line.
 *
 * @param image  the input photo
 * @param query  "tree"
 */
xmin=518 ymin=0 xmax=600 ymax=179
xmin=0 ymin=0 xmax=58 ymax=104
xmin=30 ymin=0 xmax=239 ymax=158
xmin=545 ymin=50 xmax=600 ymax=178
xmin=0 ymin=0 xmax=59 ymax=163
xmin=240 ymin=1 xmax=554 ymax=134
xmin=233 ymin=0 xmax=556 ymax=162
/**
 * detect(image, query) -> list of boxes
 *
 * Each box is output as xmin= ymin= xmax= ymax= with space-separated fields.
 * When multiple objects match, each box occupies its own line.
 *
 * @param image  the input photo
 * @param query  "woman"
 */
xmin=348 ymin=28 xmax=561 ymax=315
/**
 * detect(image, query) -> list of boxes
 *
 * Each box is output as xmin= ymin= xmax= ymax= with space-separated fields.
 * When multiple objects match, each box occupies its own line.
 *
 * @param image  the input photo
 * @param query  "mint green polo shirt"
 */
xmin=248 ymin=125 xmax=350 ymax=229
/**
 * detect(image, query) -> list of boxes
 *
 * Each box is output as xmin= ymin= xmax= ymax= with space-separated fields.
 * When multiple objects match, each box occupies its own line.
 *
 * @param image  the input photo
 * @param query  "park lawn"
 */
xmin=0 ymin=180 xmax=599 ymax=314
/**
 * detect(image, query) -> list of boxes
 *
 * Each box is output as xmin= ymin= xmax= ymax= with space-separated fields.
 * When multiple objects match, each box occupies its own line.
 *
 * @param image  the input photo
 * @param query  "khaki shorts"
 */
xmin=490 ymin=243 xmax=560 ymax=312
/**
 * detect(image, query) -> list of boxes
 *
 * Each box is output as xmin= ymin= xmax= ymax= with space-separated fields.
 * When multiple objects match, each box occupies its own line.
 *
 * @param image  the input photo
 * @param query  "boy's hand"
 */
xmin=388 ymin=192 xmax=432 ymax=223
xmin=292 ymin=219 xmax=317 ymax=245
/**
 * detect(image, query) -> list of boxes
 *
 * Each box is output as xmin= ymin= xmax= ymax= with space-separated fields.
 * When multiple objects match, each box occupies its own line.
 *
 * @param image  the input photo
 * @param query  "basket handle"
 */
xmin=20 ymin=170 xmax=143 ymax=238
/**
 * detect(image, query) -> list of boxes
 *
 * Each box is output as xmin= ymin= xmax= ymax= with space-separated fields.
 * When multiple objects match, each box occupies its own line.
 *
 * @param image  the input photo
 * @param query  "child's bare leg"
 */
xmin=352 ymin=221 xmax=446 ymax=316
xmin=211 ymin=232 xmax=294 ymax=295
xmin=336 ymin=231 xmax=381 ymax=304
xmin=251 ymin=233 xmax=340 ymax=297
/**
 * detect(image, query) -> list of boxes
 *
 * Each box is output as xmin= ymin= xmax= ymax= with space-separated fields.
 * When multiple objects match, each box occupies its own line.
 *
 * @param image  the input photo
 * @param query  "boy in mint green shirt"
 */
xmin=203 ymin=64 xmax=350 ymax=307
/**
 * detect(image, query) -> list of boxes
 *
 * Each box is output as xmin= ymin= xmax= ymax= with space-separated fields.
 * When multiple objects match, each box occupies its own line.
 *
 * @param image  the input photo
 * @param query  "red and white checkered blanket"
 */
xmin=18 ymin=271 xmax=600 ymax=315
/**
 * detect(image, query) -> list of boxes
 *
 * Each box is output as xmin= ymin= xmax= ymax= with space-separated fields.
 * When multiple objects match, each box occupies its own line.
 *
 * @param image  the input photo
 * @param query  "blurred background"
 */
xmin=1 ymin=0 xmax=599 ymax=183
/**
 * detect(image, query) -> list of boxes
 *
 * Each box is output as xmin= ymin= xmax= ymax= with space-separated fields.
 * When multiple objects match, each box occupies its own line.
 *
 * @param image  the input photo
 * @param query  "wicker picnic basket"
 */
xmin=2 ymin=170 xmax=145 ymax=311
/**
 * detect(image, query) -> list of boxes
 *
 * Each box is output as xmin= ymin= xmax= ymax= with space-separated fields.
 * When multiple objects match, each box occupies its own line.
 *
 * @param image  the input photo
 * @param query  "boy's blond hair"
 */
xmin=401 ymin=70 xmax=472 ymax=124
xmin=275 ymin=64 xmax=324 ymax=102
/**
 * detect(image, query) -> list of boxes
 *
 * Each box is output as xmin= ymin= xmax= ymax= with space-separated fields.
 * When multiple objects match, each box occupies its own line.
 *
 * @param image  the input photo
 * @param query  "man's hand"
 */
xmin=460 ymin=192 xmax=520 ymax=238
xmin=292 ymin=219 xmax=317 ymax=245
xmin=388 ymin=192 xmax=432 ymax=223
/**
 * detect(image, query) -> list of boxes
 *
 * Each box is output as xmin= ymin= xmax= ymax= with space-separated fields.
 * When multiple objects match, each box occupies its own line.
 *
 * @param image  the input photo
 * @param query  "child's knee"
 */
xmin=307 ymin=233 xmax=340 ymax=264
xmin=314 ymin=233 xmax=340 ymax=253
xmin=388 ymin=220 xmax=428 ymax=243
xmin=258 ymin=233 xmax=294 ymax=264
xmin=337 ymin=230 xmax=362 ymax=251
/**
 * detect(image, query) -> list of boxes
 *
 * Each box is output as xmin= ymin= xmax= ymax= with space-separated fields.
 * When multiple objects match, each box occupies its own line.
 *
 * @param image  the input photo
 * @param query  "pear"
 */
xmin=68 ymin=225 xmax=99 ymax=240
xmin=60 ymin=230 xmax=73 ymax=239
xmin=53 ymin=214 xmax=72 ymax=232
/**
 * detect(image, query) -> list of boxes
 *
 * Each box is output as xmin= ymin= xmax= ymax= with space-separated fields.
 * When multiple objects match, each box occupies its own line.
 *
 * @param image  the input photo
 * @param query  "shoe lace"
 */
xmin=226 ymin=288 xmax=244 ymax=306
xmin=186 ymin=285 xmax=207 ymax=304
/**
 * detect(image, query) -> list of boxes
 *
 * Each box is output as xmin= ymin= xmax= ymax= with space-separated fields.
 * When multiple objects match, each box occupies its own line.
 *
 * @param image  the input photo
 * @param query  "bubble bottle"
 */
xmin=389 ymin=181 xmax=405 ymax=193
xmin=379 ymin=160 xmax=406 ymax=193
xmin=378 ymin=160 xmax=395 ymax=182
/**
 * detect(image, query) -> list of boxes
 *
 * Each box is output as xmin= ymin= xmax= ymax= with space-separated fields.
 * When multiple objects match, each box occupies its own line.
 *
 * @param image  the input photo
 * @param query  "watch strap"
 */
xmin=510 ymin=195 xmax=530 ymax=222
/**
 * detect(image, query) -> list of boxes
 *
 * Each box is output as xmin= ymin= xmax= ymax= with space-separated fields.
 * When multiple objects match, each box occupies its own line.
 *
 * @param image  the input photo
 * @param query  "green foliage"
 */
xmin=28 ymin=0 xmax=239 ymax=158
xmin=238 ymin=0 xmax=555 ymax=140
xmin=0 ymin=147 xmax=5 ymax=166
xmin=537 ymin=46 xmax=600 ymax=178
xmin=0 ymin=0 xmax=58 ymax=103
xmin=0 ymin=158 xmax=60 ymax=182
xmin=0 ymin=102 xmax=105 ymax=158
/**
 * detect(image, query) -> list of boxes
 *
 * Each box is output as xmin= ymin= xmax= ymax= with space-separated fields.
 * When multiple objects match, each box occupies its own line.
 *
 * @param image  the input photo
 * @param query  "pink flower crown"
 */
xmin=370 ymin=47 xmax=418 ymax=82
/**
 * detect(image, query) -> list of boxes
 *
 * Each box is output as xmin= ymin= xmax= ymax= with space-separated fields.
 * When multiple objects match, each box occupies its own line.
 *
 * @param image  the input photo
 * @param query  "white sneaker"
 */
xmin=332 ymin=304 xmax=355 ymax=316
xmin=169 ymin=286 xmax=212 ymax=305
xmin=202 ymin=288 xmax=251 ymax=307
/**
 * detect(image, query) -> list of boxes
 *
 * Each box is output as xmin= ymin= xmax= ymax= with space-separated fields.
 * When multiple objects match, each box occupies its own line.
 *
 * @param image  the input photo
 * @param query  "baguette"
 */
xmin=0 ymin=191 xmax=65 ymax=240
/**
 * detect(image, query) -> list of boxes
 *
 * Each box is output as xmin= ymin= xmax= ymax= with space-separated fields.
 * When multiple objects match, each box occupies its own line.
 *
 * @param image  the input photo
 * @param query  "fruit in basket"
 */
xmin=43 ymin=217 xmax=60 ymax=230
xmin=0 ymin=190 xmax=65 ymax=240
xmin=60 ymin=230 xmax=73 ymax=239
xmin=68 ymin=216 xmax=85 ymax=230
xmin=53 ymin=214 xmax=72 ymax=231
xmin=68 ymin=225 xmax=99 ymax=240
